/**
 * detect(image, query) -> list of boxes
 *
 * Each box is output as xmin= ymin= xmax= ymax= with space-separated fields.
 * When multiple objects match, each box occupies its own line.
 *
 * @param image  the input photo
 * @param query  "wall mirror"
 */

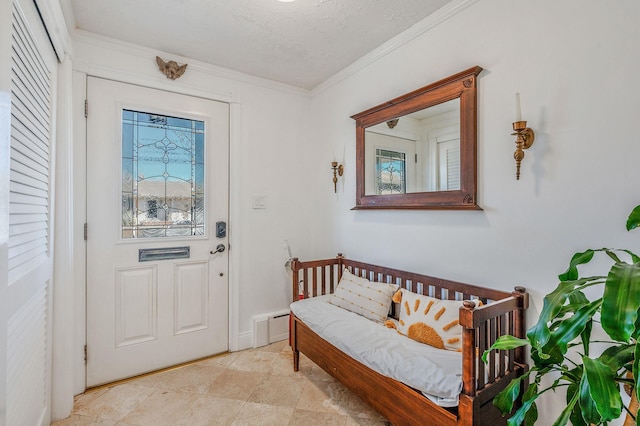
xmin=351 ymin=66 xmax=482 ymax=210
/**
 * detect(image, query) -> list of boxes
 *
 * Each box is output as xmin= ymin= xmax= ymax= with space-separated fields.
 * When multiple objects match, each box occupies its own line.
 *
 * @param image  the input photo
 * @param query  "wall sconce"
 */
xmin=512 ymin=93 xmax=535 ymax=180
xmin=331 ymin=161 xmax=344 ymax=193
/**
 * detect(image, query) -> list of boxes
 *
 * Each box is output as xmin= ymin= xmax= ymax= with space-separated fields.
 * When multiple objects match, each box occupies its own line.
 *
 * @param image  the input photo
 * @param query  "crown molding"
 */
xmin=310 ymin=0 xmax=480 ymax=96
xmin=72 ymin=29 xmax=311 ymax=98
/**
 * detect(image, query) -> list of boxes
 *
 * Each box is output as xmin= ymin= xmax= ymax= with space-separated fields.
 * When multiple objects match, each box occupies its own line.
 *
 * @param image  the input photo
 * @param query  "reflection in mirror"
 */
xmin=364 ymin=98 xmax=460 ymax=195
xmin=351 ymin=66 xmax=482 ymax=210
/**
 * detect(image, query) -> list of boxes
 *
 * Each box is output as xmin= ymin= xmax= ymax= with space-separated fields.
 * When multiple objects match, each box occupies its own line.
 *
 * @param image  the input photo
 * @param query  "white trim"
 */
xmin=228 ymin=102 xmax=242 ymax=352
xmin=71 ymin=70 xmax=87 ymax=397
xmin=236 ymin=331 xmax=253 ymax=352
xmin=72 ymin=30 xmax=310 ymax=98
xmin=34 ymin=0 xmax=72 ymax=60
xmin=310 ymin=0 xmax=480 ymax=96
xmin=51 ymin=53 xmax=74 ymax=421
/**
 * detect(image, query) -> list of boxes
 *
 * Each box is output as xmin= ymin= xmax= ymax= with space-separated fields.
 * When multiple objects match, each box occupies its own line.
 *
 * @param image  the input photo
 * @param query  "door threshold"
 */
xmin=85 ymin=351 xmax=230 ymax=393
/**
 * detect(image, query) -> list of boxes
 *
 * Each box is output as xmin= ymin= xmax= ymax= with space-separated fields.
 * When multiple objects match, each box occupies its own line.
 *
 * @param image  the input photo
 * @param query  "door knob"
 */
xmin=210 ymin=244 xmax=226 ymax=255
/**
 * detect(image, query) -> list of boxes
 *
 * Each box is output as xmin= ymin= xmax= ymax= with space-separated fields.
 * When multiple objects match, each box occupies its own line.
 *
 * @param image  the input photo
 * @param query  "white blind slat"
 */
xmin=9 ymin=236 xmax=48 ymax=260
xmin=8 ymin=213 xmax=48 ymax=225
xmin=9 ymin=203 xmax=48 ymax=215
xmin=10 ymin=169 xmax=48 ymax=191
xmin=11 ymin=125 xmax=50 ymax=164
xmin=8 ymin=244 xmax=47 ymax=271
xmin=10 ymin=180 xmax=48 ymax=199
xmin=9 ymin=221 xmax=47 ymax=237
xmin=11 ymin=96 xmax=50 ymax=145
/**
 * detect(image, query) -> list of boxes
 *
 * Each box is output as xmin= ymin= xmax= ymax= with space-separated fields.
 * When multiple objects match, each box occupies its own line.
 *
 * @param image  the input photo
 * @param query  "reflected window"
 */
xmin=121 ymin=110 xmax=205 ymax=238
xmin=375 ymin=149 xmax=406 ymax=194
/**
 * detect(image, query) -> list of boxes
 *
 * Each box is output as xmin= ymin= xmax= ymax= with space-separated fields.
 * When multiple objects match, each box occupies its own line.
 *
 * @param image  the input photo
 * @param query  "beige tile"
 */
xmin=231 ymin=402 xmax=294 ymax=426
xmin=295 ymin=379 xmax=352 ymax=416
xmin=71 ymin=388 xmax=110 ymax=414
xmin=228 ymin=349 xmax=280 ymax=374
xmin=143 ymin=363 xmax=224 ymax=394
xmin=51 ymin=414 xmax=116 ymax=426
xmin=207 ymin=369 xmax=268 ymax=401
xmin=345 ymin=417 xmax=391 ymax=426
xmin=118 ymin=389 xmax=195 ymax=425
xmin=197 ymin=351 xmax=240 ymax=369
xmin=287 ymin=409 xmax=347 ymax=426
xmin=174 ymin=395 xmax=244 ymax=426
xmin=256 ymin=340 xmax=288 ymax=353
xmin=247 ymin=374 xmax=306 ymax=408
xmin=343 ymin=394 xmax=386 ymax=422
xmin=129 ymin=368 xmax=176 ymax=389
xmin=296 ymin=358 xmax=335 ymax=382
xmin=74 ymin=384 xmax=156 ymax=421
xmin=270 ymin=350 xmax=303 ymax=378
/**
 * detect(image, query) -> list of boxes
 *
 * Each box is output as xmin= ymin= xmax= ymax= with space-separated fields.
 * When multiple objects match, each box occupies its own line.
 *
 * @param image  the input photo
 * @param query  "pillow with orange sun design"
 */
xmin=385 ymin=289 xmax=479 ymax=351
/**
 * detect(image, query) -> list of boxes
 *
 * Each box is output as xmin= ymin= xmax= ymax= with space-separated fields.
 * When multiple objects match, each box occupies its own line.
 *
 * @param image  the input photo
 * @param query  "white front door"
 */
xmin=86 ymin=77 xmax=229 ymax=387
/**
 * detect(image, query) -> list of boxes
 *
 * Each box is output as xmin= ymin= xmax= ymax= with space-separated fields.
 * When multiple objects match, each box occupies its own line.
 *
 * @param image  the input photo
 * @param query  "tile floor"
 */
xmin=52 ymin=341 xmax=390 ymax=426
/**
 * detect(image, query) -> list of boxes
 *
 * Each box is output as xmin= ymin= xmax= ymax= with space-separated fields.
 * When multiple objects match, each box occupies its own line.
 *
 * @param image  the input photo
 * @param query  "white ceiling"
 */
xmin=66 ymin=0 xmax=453 ymax=90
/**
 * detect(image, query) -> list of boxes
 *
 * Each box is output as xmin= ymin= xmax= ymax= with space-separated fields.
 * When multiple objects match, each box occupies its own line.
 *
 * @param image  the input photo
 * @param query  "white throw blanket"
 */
xmin=290 ymin=295 xmax=463 ymax=407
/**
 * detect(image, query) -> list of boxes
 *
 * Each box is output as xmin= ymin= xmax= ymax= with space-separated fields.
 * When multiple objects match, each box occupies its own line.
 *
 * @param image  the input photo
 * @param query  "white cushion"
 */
xmin=290 ymin=295 xmax=463 ymax=403
xmin=328 ymin=268 xmax=398 ymax=323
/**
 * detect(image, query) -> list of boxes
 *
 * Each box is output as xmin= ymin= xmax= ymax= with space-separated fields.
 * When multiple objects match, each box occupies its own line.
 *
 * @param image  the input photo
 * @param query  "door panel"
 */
xmin=86 ymin=77 xmax=229 ymax=387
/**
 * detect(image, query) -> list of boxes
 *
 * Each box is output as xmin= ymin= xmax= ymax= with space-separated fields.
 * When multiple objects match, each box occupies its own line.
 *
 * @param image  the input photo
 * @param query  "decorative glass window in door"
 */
xmin=121 ymin=110 xmax=205 ymax=238
xmin=375 ymin=149 xmax=406 ymax=195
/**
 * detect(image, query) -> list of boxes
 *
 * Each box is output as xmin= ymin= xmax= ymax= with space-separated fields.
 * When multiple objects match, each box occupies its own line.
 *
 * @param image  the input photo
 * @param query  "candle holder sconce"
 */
xmin=512 ymin=121 xmax=535 ymax=180
xmin=331 ymin=161 xmax=344 ymax=193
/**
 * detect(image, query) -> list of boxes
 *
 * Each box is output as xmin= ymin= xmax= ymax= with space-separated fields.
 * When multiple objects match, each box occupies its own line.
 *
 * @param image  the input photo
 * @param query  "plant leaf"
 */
xmin=601 ymin=262 xmax=640 ymax=342
xmin=567 ymin=383 xmax=588 ymax=426
xmin=494 ymin=373 xmax=528 ymax=414
xmin=507 ymin=392 xmax=540 ymax=426
xmin=527 ymin=280 xmax=582 ymax=350
xmin=482 ymin=335 xmax=529 ymax=364
xmin=620 ymin=248 xmax=640 ymax=264
xmin=635 ymin=341 xmax=640 ymax=404
xmin=537 ymin=299 xmax=602 ymax=359
xmin=627 ymin=204 xmax=640 ymax=231
xmin=598 ymin=344 xmax=635 ymax=372
xmin=552 ymin=389 xmax=579 ymax=426
xmin=579 ymin=364 xmax=602 ymax=424
xmin=582 ymin=356 xmax=622 ymax=421
xmin=559 ymin=250 xmax=595 ymax=281
xmin=522 ymin=382 xmax=539 ymax=426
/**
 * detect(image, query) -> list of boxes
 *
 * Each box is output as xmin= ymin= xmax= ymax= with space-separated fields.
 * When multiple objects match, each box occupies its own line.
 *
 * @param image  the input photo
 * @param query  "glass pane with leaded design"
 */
xmin=375 ymin=149 xmax=406 ymax=195
xmin=121 ymin=110 xmax=205 ymax=238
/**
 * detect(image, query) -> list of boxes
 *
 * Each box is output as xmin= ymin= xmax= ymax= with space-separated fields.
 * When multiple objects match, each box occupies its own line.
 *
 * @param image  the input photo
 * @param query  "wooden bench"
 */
xmin=289 ymin=254 xmax=528 ymax=426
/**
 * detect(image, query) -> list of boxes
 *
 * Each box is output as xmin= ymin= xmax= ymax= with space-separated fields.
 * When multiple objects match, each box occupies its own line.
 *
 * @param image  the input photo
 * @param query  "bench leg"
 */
xmin=293 ymin=349 xmax=300 ymax=372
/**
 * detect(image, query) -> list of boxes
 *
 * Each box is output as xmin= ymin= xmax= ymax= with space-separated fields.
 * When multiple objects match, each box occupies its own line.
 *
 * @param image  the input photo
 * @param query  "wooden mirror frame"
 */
xmin=351 ymin=66 xmax=483 ymax=210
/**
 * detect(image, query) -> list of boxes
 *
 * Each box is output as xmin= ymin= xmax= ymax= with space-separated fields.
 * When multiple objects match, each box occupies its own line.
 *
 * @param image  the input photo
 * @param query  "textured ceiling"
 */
xmin=67 ymin=0 xmax=453 ymax=90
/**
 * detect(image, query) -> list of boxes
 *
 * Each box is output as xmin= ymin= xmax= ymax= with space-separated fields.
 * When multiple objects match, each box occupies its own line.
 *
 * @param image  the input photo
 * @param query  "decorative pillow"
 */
xmin=329 ymin=268 xmax=398 ymax=323
xmin=385 ymin=288 xmax=480 ymax=351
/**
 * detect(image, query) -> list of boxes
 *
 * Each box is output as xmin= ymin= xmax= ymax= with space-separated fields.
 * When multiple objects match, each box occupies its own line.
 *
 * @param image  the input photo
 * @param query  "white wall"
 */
xmin=307 ymin=0 xmax=640 ymax=423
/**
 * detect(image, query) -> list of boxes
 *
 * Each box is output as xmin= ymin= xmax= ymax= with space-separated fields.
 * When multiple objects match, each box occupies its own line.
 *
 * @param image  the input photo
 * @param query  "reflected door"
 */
xmin=86 ymin=77 xmax=229 ymax=386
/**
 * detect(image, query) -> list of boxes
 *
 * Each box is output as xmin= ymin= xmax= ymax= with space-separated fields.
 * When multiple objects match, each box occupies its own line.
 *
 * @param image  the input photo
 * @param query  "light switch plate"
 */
xmin=252 ymin=194 xmax=266 ymax=209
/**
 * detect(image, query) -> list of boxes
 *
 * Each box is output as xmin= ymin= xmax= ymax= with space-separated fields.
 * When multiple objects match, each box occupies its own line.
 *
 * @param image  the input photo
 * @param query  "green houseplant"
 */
xmin=484 ymin=204 xmax=640 ymax=426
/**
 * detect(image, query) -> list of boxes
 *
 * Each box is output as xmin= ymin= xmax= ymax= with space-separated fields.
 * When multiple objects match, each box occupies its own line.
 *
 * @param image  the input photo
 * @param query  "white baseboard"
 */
xmin=235 ymin=331 xmax=253 ymax=352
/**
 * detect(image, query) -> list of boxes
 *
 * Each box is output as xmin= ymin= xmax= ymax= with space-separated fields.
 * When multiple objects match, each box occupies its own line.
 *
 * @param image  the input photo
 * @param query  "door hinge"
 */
xmin=84 ymin=223 xmax=88 ymax=241
xmin=415 ymin=153 xmax=418 ymax=163
xmin=84 ymin=99 xmax=88 ymax=118
xmin=84 ymin=344 xmax=88 ymax=364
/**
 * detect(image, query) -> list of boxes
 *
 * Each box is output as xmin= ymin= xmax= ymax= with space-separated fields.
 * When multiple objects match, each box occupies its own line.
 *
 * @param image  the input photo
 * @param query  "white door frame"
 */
xmin=68 ymin=67 xmax=243 ymax=395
